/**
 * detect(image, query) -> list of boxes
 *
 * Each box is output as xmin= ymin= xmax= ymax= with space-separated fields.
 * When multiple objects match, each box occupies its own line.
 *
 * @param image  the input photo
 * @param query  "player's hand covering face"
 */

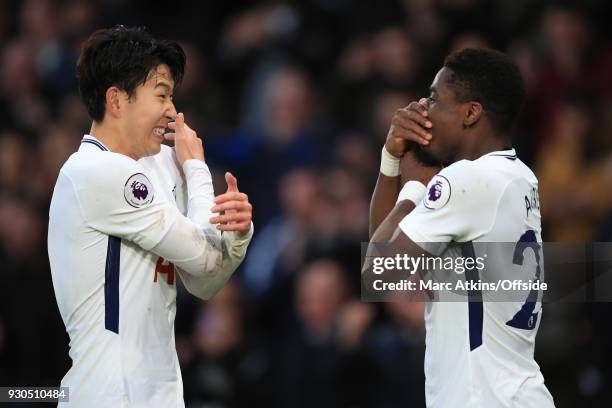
xmin=210 ymin=173 xmax=253 ymax=236
xmin=385 ymin=98 xmax=432 ymax=158
xmin=165 ymin=112 xmax=204 ymax=164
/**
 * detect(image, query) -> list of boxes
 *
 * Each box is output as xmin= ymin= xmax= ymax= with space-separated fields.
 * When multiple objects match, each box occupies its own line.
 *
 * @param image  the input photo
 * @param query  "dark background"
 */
xmin=1 ymin=0 xmax=612 ymax=406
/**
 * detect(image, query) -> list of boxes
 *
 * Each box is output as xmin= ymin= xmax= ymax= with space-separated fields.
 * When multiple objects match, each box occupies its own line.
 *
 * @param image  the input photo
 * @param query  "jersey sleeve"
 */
xmin=177 ymin=223 xmax=254 ymax=300
xmin=71 ymin=154 xmax=227 ymax=275
xmin=73 ymin=156 xmax=177 ymax=250
xmin=174 ymin=158 xmax=255 ymax=299
xmin=160 ymin=145 xmax=188 ymax=215
xmin=399 ymin=161 xmax=500 ymax=255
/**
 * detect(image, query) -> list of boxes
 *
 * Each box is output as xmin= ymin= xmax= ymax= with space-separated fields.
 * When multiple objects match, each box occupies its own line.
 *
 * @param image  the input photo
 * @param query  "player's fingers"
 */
xmin=225 ymin=172 xmax=238 ymax=193
xmin=393 ymin=115 xmax=431 ymax=139
xmin=397 ymin=108 xmax=432 ymax=129
xmin=175 ymin=112 xmax=185 ymax=131
xmin=214 ymin=192 xmax=248 ymax=204
xmin=216 ymin=221 xmax=251 ymax=232
xmin=407 ymin=100 xmax=428 ymax=116
xmin=212 ymin=200 xmax=252 ymax=213
xmin=392 ymin=126 xmax=430 ymax=145
xmin=167 ymin=121 xmax=176 ymax=129
xmin=210 ymin=201 xmax=253 ymax=213
xmin=209 ymin=212 xmax=251 ymax=225
xmin=211 ymin=200 xmax=252 ymax=214
xmin=163 ymin=132 xmax=176 ymax=141
xmin=392 ymin=116 xmax=432 ymax=142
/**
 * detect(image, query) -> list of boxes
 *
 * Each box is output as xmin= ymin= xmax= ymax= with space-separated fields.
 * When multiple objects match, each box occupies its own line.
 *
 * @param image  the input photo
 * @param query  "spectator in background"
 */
xmin=0 ymin=195 xmax=64 ymax=384
xmin=30 ymin=124 xmax=80 ymax=202
xmin=208 ymin=65 xmax=326 ymax=225
xmin=0 ymin=134 xmax=26 ymax=192
xmin=0 ymin=39 xmax=50 ymax=133
xmin=537 ymin=97 xmax=612 ymax=241
xmin=372 ymin=89 xmax=416 ymax=143
xmin=182 ymin=282 xmax=274 ymax=407
xmin=361 ymin=301 xmax=426 ymax=408
xmin=173 ymin=43 xmax=227 ymax=134
xmin=524 ymin=3 xmax=612 ymax=150
xmin=322 ymin=167 xmax=369 ymax=241
xmin=242 ymin=168 xmax=324 ymax=297
xmin=277 ymin=259 xmax=377 ymax=408
xmin=333 ymin=27 xmax=425 ymax=134
xmin=371 ymin=27 xmax=422 ymax=89
xmin=331 ymin=134 xmax=378 ymax=184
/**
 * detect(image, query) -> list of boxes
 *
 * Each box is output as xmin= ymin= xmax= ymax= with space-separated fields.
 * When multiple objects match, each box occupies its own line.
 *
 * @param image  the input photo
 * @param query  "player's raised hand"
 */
xmin=166 ymin=112 xmax=204 ymax=165
xmin=385 ymin=98 xmax=432 ymax=158
xmin=209 ymin=172 xmax=252 ymax=236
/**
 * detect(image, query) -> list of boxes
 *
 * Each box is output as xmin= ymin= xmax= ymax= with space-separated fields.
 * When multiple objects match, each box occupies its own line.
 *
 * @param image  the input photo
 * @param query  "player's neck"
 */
xmin=461 ymin=133 xmax=512 ymax=161
xmin=89 ymin=121 xmax=139 ymax=160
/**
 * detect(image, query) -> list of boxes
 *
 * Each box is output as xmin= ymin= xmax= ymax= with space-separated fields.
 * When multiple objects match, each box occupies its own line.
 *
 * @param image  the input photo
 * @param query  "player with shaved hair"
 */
xmin=369 ymin=48 xmax=554 ymax=407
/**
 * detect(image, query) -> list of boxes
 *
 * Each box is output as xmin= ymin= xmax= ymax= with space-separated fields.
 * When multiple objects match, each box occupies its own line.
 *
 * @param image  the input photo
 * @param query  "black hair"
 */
xmin=76 ymin=25 xmax=186 ymax=122
xmin=443 ymin=48 xmax=525 ymax=132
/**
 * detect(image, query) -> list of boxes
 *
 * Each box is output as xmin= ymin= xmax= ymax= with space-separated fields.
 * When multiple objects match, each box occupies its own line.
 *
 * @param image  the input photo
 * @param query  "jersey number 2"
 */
xmin=154 ymin=257 xmax=175 ymax=285
xmin=467 ymin=230 xmax=542 ymax=351
xmin=506 ymin=230 xmax=541 ymax=330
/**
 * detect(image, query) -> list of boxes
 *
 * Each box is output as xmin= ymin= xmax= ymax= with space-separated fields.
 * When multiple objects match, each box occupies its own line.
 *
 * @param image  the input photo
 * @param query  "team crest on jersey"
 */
xmin=124 ymin=173 xmax=154 ymax=208
xmin=424 ymin=175 xmax=451 ymax=210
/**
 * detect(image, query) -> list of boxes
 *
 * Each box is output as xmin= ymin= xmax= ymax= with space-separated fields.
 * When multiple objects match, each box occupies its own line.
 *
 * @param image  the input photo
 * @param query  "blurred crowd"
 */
xmin=0 ymin=0 xmax=611 ymax=407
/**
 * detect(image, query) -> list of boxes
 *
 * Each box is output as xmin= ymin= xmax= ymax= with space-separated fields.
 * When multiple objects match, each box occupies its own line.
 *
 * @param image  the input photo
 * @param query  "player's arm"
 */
xmin=371 ymin=148 xmax=441 ymax=242
xmin=155 ymin=113 xmax=253 ymax=287
xmin=166 ymin=114 xmax=253 ymax=299
xmin=177 ymin=172 xmax=254 ymax=300
xmin=364 ymin=153 xmax=439 ymax=292
xmin=77 ymin=113 xmax=251 ymax=279
xmin=75 ymin=160 xmax=225 ymax=276
xmin=366 ymin=162 xmax=497 ymax=289
xmin=369 ymin=99 xmax=433 ymax=238
xmin=176 ymin=227 xmax=252 ymax=300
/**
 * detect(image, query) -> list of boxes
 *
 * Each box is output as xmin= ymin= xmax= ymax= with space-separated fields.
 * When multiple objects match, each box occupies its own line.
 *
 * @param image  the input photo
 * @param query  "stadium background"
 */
xmin=0 ymin=0 xmax=611 ymax=406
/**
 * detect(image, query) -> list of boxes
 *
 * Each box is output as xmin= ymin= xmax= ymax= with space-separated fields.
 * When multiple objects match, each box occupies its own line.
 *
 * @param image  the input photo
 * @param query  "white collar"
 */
xmin=80 ymin=134 xmax=110 ymax=151
xmin=482 ymin=148 xmax=517 ymax=159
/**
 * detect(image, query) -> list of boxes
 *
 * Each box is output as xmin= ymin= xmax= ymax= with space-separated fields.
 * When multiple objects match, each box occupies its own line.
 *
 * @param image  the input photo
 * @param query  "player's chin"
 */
xmin=146 ymin=137 xmax=163 ymax=156
xmin=414 ymin=143 xmax=441 ymax=166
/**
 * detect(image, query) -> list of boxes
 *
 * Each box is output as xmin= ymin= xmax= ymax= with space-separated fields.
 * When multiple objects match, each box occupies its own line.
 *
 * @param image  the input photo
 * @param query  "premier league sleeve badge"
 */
xmin=124 ymin=173 xmax=155 ymax=208
xmin=423 ymin=175 xmax=451 ymax=210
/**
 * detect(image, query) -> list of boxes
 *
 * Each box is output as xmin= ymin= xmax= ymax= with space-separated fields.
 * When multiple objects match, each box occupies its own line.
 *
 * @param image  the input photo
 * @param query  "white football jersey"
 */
xmin=48 ymin=135 xmax=252 ymax=407
xmin=399 ymin=149 xmax=554 ymax=408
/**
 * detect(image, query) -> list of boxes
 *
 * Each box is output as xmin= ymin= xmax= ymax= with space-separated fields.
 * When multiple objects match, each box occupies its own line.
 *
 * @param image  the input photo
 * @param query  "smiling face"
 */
xmin=418 ymin=67 xmax=469 ymax=164
xmin=119 ymin=64 xmax=177 ymax=158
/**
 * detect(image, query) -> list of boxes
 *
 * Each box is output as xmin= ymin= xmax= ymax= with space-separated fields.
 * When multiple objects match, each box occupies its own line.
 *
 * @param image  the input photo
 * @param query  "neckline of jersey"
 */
xmin=81 ymin=135 xmax=110 ymax=151
xmin=484 ymin=148 xmax=516 ymax=158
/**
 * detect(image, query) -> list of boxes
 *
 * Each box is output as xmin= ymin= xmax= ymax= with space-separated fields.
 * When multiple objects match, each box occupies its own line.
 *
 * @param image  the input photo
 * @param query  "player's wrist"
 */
xmin=226 ymin=221 xmax=254 ymax=241
xmin=380 ymin=145 xmax=401 ymax=177
xmin=396 ymin=180 xmax=427 ymax=205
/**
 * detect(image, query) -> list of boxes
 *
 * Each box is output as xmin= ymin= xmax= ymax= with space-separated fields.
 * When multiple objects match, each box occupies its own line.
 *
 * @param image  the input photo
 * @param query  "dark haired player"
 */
xmin=48 ymin=26 xmax=253 ymax=407
xmin=369 ymin=48 xmax=554 ymax=407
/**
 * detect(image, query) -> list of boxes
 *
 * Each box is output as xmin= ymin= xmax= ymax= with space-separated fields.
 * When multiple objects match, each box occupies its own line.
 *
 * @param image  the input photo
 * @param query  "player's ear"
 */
xmin=105 ymin=86 xmax=123 ymax=118
xmin=464 ymin=102 xmax=483 ymax=128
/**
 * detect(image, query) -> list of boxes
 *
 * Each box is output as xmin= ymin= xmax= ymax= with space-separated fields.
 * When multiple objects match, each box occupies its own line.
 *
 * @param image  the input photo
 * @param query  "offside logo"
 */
xmin=124 ymin=173 xmax=154 ymax=208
